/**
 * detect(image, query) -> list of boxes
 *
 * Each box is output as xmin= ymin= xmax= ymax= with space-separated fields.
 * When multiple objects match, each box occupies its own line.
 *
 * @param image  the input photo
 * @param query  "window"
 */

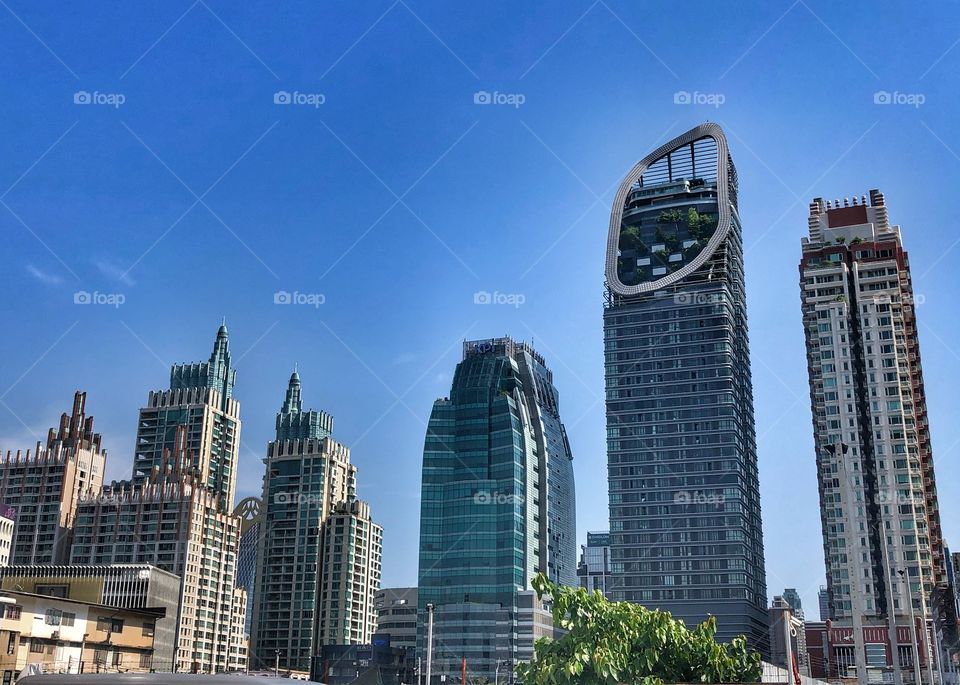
xmin=62 ymin=612 xmax=75 ymax=627
xmin=35 ymin=585 xmax=68 ymax=598
xmin=97 ymin=617 xmax=124 ymax=633
xmin=29 ymin=641 xmax=45 ymax=654
xmin=866 ymin=643 xmax=886 ymax=666
xmin=112 ymin=652 xmax=122 ymax=667
xmin=139 ymin=654 xmax=152 ymax=669
xmin=142 ymin=622 xmax=155 ymax=637
xmin=4 ymin=606 xmax=20 ymax=620
xmin=44 ymin=609 xmax=62 ymax=626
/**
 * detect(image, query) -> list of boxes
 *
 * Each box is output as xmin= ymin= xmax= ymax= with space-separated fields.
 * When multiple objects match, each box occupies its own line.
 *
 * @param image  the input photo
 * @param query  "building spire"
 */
xmin=213 ymin=320 xmax=229 ymax=359
xmin=282 ymin=368 xmax=302 ymax=414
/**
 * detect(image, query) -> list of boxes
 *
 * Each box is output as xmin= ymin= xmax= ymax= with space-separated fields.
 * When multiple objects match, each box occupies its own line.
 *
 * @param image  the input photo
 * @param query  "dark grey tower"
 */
xmin=603 ymin=123 xmax=768 ymax=652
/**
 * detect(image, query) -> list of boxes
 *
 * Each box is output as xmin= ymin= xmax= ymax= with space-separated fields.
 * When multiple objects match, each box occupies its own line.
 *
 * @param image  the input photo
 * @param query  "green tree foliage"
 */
xmin=656 ymin=209 xmax=682 ymax=226
xmin=619 ymin=225 xmax=641 ymax=251
xmin=686 ymin=208 xmax=717 ymax=241
xmin=516 ymin=575 xmax=762 ymax=685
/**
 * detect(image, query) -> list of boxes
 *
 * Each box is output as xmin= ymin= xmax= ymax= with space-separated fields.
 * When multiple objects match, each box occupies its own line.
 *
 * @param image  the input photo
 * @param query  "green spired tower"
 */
xmin=251 ymin=372 xmax=380 ymax=673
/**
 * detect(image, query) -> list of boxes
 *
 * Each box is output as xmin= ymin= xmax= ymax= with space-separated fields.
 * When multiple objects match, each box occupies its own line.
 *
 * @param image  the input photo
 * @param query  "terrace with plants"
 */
xmin=617 ymin=202 xmax=719 ymax=286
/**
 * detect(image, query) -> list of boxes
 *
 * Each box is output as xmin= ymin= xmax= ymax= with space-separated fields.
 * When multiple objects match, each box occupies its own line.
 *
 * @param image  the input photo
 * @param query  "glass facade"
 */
xmin=417 ymin=337 xmax=576 ymax=682
xmin=604 ymin=123 xmax=768 ymax=652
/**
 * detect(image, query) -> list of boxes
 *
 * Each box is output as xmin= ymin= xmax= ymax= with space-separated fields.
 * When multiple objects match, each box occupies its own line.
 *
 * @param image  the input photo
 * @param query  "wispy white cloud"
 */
xmin=25 ymin=264 xmax=63 ymax=286
xmin=94 ymin=258 xmax=136 ymax=287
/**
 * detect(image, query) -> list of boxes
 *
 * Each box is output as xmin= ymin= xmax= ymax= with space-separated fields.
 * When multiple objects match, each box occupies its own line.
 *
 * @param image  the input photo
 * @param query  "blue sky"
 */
xmin=1 ymin=1 xmax=959 ymax=616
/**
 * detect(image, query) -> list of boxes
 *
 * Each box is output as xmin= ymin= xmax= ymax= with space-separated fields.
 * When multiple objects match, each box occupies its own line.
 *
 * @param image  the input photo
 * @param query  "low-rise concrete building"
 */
xmin=0 ymin=589 xmax=165 ymax=676
xmin=0 ymin=564 xmax=180 ymax=671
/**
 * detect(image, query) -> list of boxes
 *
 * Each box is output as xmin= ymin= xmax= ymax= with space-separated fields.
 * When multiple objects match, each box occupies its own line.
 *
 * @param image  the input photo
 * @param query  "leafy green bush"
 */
xmin=516 ymin=574 xmax=762 ymax=685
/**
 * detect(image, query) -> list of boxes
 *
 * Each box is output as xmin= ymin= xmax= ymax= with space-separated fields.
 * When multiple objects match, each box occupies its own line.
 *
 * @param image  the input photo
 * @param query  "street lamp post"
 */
xmin=425 ymin=604 xmax=434 ymax=685
xmin=275 ymin=650 xmax=281 ymax=678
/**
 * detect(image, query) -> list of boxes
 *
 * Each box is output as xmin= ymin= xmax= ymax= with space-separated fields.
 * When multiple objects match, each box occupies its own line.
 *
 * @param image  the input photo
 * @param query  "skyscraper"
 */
xmin=0 ymin=391 xmax=106 ymax=565
xmin=417 ymin=337 xmax=576 ymax=682
xmin=818 ymin=586 xmax=830 ymax=621
xmin=316 ymin=497 xmax=382 ymax=646
xmin=800 ymin=190 xmax=945 ymax=683
xmin=133 ymin=323 xmax=239 ymax=505
xmin=604 ymin=123 xmax=768 ymax=650
xmin=251 ymin=371 xmax=379 ymax=673
xmin=782 ymin=588 xmax=804 ymax=619
xmin=234 ymin=496 xmax=262 ymax=637
xmin=577 ymin=531 xmax=611 ymax=595
xmin=71 ymin=326 xmax=246 ymax=673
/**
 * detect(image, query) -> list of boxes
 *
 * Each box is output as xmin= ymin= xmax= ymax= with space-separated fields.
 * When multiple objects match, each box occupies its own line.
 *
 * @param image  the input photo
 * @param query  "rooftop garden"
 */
xmin=617 ymin=205 xmax=719 ymax=286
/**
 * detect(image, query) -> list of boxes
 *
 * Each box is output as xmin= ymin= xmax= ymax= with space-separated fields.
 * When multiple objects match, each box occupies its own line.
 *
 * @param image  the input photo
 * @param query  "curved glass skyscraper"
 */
xmin=417 ymin=337 xmax=576 ymax=683
xmin=603 ymin=123 xmax=768 ymax=652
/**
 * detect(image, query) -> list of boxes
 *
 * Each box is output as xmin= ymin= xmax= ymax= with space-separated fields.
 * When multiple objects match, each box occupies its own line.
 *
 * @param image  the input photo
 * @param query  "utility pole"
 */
xmin=275 ymin=650 xmax=280 ymax=678
xmin=426 ymin=604 xmax=434 ymax=685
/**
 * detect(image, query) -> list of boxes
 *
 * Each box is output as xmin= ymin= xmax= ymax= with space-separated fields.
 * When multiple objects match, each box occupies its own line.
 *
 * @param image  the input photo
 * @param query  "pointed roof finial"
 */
xmin=282 ymin=368 xmax=303 ymax=414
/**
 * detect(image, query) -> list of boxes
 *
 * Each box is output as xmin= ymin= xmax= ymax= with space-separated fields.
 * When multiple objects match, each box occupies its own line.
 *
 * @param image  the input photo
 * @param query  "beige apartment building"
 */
xmin=317 ymin=498 xmax=382 ymax=646
xmin=70 ymin=326 xmax=247 ymax=673
xmin=0 ymin=392 xmax=106 ymax=565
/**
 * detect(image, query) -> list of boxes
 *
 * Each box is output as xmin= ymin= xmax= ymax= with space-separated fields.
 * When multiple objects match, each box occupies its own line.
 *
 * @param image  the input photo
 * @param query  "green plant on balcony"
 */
xmin=686 ymin=208 xmax=717 ymax=240
xmin=619 ymin=225 xmax=641 ymax=251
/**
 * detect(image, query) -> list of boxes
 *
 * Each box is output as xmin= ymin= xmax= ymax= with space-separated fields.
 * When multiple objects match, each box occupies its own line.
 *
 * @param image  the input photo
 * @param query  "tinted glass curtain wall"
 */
xmin=417 ymin=338 xmax=576 ymax=682
xmin=603 ymin=123 xmax=769 ymax=653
